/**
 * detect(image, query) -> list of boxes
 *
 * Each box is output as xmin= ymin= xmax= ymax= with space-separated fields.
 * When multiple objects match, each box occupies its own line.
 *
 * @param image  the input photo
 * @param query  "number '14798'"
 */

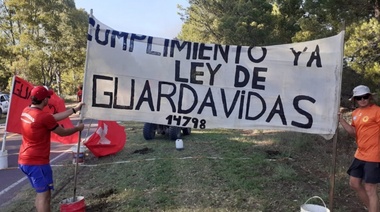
xmin=165 ymin=115 xmax=206 ymax=129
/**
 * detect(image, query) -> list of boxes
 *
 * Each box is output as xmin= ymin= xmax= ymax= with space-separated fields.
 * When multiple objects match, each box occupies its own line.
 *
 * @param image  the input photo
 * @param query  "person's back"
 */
xmin=19 ymin=107 xmax=57 ymax=165
xmin=18 ymin=85 xmax=85 ymax=212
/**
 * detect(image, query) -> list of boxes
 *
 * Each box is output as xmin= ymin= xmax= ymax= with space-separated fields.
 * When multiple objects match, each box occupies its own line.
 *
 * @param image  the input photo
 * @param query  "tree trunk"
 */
xmin=56 ymin=72 xmax=62 ymax=96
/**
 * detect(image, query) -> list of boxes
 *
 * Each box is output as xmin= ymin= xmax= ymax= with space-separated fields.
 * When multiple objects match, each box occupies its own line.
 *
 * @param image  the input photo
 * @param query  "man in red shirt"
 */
xmin=18 ymin=86 xmax=84 ymax=212
xmin=339 ymin=85 xmax=380 ymax=212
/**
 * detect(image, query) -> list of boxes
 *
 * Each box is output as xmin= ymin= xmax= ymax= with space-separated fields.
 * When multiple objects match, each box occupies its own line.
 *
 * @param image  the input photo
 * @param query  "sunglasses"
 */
xmin=354 ymin=94 xmax=370 ymax=101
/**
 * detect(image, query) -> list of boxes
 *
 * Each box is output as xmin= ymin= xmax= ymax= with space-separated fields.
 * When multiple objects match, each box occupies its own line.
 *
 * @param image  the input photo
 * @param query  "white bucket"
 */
xmin=71 ymin=145 xmax=86 ymax=164
xmin=175 ymin=139 xmax=184 ymax=150
xmin=0 ymin=150 xmax=8 ymax=169
xmin=300 ymin=196 xmax=330 ymax=212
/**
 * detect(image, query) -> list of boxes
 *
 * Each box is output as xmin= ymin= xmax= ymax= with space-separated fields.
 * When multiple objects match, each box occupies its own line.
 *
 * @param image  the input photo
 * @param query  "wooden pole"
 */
xmin=329 ymin=129 xmax=338 ymax=211
xmin=329 ymin=22 xmax=345 ymax=211
xmin=73 ymin=120 xmax=83 ymax=202
xmin=72 ymin=7 xmax=93 ymax=203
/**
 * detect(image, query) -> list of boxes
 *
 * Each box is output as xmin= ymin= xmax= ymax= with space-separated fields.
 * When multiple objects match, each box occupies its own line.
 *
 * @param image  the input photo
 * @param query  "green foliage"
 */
xmin=178 ymin=0 xmax=300 ymax=46
xmin=178 ymin=0 xmax=380 ymax=102
xmin=345 ymin=18 xmax=380 ymax=89
xmin=293 ymin=0 xmax=376 ymax=42
xmin=0 ymin=0 xmax=88 ymax=95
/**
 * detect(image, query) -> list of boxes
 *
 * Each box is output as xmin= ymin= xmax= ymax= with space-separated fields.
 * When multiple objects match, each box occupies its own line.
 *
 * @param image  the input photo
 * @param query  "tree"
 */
xmin=178 ymin=0 xmax=303 ymax=46
xmin=0 ymin=0 xmax=88 ymax=95
xmin=345 ymin=18 xmax=380 ymax=91
xmin=292 ymin=0 xmax=378 ymax=42
xmin=178 ymin=0 xmax=380 ymax=99
xmin=0 ymin=36 xmax=12 ymax=91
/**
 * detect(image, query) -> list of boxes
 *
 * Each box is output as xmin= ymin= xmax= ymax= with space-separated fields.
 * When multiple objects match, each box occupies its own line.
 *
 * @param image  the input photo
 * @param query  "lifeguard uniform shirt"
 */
xmin=351 ymin=104 xmax=380 ymax=162
xmin=18 ymin=107 xmax=59 ymax=165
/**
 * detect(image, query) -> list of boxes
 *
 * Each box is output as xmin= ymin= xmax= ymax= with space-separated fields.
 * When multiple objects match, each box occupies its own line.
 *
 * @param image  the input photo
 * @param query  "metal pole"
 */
xmin=1 ymin=76 xmax=16 ymax=152
xmin=1 ymin=132 xmax=6 ymax=152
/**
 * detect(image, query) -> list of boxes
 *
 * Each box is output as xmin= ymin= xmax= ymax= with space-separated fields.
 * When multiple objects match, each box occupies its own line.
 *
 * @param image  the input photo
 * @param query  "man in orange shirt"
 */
xmin=18 ymin=86 xmax=84 ymax=212
xmin=339 ymin=85 xmax=380 ymax=212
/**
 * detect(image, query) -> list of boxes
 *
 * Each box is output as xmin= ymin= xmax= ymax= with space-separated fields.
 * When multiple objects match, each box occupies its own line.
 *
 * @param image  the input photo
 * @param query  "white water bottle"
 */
xmin=175 ymin=139 xmax=184 ymax=150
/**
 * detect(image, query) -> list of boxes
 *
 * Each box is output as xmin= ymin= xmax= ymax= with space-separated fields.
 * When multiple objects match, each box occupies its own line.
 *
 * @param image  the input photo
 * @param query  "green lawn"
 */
xmin=1 ymin=118 xmax=365 ymax=212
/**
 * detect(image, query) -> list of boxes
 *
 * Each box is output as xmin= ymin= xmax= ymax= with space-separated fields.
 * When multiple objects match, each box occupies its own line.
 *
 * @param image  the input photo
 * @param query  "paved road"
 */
xmin=0 ymin=115 xmax=97 ymax=208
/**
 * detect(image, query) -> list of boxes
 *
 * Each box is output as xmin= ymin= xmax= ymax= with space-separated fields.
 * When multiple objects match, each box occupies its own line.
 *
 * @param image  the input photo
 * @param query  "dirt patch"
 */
xmin=133 ymin=147 xmax=154 ymax=154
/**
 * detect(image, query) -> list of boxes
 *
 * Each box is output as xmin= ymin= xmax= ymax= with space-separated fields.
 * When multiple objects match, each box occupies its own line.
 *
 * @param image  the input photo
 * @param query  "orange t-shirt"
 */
xmin=351 ymin=104 xmax=380 ymax=162
xmin=18 ymin=107 xmax=59 ymax=165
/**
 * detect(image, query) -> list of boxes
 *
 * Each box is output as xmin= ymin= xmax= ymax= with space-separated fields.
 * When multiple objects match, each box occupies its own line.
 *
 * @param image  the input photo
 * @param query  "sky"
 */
xmin=74 ymin=0 xmax=189 ymax=39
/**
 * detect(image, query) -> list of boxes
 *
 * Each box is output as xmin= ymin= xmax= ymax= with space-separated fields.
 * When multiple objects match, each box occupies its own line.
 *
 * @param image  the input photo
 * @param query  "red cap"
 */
xmin=31 ymin=86 xmax=53 ymax=101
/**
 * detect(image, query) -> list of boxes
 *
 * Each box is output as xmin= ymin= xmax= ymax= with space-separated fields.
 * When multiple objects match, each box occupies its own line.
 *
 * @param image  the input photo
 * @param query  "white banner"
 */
xmin=82 ymin=16 xmax=344 ymax=139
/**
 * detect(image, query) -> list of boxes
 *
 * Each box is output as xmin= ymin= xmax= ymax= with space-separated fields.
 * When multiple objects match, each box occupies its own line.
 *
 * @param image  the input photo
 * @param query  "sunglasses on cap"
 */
xmin=354 ymin=94 xmax=370 ymax=101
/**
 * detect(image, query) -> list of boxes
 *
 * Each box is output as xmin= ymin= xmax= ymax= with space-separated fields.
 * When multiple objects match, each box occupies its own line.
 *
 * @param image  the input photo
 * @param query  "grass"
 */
xmin=1 ymin=113 xmax=367 ymax=212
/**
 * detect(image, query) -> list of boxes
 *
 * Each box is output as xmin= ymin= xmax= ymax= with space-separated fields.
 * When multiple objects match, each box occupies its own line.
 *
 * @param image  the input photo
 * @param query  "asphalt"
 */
xmin=0 ymin=115 xmax=97 ymax=208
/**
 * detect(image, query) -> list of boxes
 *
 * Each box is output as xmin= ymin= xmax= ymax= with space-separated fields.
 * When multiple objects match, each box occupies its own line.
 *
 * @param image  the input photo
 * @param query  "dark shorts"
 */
xmin=347 ymin=158 xmax=380 ymax=183
xmin=19 ymin=164 xmax=54 ymax=193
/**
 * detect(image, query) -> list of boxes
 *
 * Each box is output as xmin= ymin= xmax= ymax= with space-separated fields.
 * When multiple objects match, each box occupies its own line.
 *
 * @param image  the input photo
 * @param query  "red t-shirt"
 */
xmin=77 ymin=90 xmax=82 ymax=102
xmin=18 ymin=107 xmax=59 ymax=165
xmin=351 ymin=104 xmax=380 ymax=162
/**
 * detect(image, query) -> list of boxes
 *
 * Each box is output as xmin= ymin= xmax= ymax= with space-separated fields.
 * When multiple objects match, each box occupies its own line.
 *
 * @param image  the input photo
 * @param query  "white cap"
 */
xmin=349 ymin=85 xmax=374 ymax=100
